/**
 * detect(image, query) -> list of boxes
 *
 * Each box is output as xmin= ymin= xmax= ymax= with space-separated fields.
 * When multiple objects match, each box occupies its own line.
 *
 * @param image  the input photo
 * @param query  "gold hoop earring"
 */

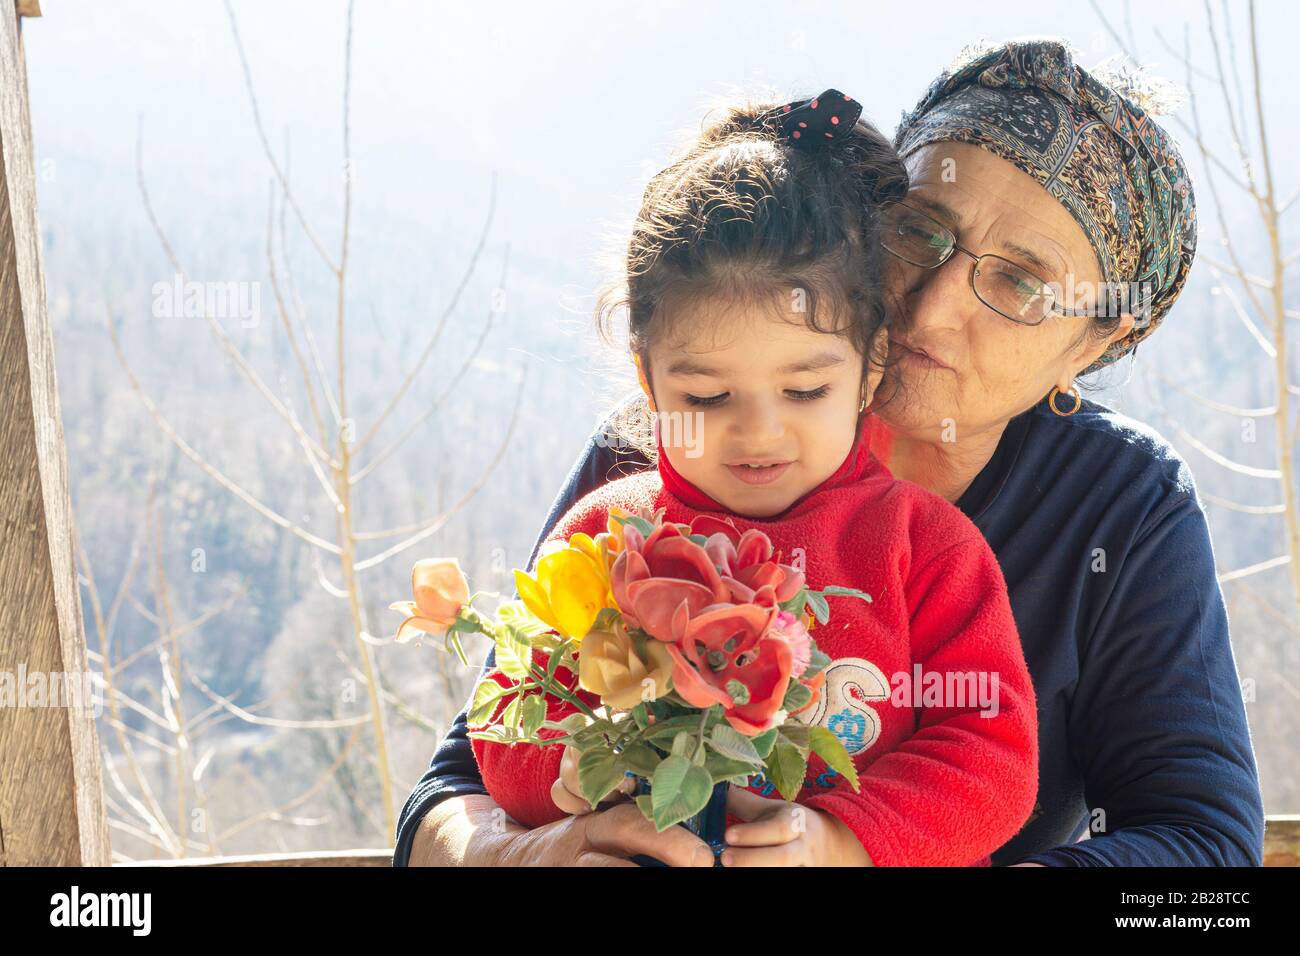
xmin=858 ymin=395 xmax=867 ymax=413
xmin=1048 ymin=384 xmax=1081 ymax=416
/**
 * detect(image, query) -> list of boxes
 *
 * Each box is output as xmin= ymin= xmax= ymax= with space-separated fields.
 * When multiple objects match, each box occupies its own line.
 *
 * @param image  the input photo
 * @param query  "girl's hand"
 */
xmin=551 ymin=741 xmax=637 ymax=815
xmin=720 ymin=786 xmax=874 ymax=867
xmin=550 ymin=709 xmax=636 ymax=815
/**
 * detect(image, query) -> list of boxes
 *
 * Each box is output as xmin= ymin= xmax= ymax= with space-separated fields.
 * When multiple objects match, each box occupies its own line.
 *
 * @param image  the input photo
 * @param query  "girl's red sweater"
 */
xmin=470 ymin=414 xmax=1039 ymax=866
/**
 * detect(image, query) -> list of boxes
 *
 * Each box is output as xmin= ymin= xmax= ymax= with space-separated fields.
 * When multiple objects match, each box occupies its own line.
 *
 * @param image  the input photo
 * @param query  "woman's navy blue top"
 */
xmin=393 ymin=394 xmax=1265 ymax=866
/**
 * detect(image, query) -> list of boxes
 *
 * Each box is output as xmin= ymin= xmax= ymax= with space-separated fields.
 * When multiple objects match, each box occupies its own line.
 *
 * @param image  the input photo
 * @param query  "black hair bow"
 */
xmin=759 ymin=89 xmax=862 ymax=147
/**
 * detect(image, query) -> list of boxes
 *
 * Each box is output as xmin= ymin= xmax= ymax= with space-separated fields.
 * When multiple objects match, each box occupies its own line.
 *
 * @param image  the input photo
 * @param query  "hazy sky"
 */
xmin=24 ymin=0 xmax=1297 ymax=287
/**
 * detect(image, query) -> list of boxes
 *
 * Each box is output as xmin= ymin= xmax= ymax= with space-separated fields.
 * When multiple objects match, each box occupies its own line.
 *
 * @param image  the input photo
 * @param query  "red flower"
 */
xmin=610 ymin=521 xmax=729 ymax=641
xmin=665 ymin=601 xmax=794 ymax=737
xmin=688 ymin=515 xmax=806 ymax=605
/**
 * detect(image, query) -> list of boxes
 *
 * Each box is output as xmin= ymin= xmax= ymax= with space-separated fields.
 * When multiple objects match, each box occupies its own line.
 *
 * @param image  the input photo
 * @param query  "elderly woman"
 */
xmin=396 ymin=39 xmax=1264 ymax=867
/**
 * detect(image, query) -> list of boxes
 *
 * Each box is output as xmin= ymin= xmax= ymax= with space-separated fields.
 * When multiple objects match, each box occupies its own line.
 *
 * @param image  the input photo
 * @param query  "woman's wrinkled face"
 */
xmin=878 ymin=141 xmax=1135 ymax=442
xmin=643 ymin=291 xmax=885 ymax=518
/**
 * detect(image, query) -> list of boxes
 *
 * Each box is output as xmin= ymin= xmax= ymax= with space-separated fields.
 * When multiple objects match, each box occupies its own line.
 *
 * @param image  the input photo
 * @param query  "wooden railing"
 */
xmin=1264 ymin=815 xmax=1299 ymax=867
xmin=110 ymin=817 xmax=1299 ymax=866
xmin=125 ymin=849 xmax=394 ymax=867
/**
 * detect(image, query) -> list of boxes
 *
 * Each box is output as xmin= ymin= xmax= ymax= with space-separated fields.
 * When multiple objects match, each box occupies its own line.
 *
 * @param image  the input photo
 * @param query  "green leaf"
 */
xmin=750 ymin=728 xmax=779 ymax=759
xmin=805 ymin=590 xmax=830 ymax=625
xmin=567 ymin=718 xmax=616 ymax=752
xmin=531 ymin=631 xmax=565 ymax=654
xmin=618 ymin=743 xmax=662 ymax=778
xmin=494 ymin=622 xmax=534 ymax=680
xmin=631 ymin=703 xmax=650 ymax=731
xmin=544 ymin=642 xmax=567 ymax=684
xmin=704 ymin=754 xmax=763 ymax=786
xmin=500 ymin=694 xmax=522 ymax=732
xmin=782 ymin=680 xmax=813 ymax=713
xmin=577 ymin=748 xmax=625 ymax=809
xmin=802 ymin=647 xmax=832 ymax=680
xmin=779 ymin=590 xmax=808 ymax=617
xmin=809 ymin=726 xmax=861 ymax=793
xmin=670 ymin=731 xmax=691 ymax=758
xmin=821 ymin=585 xmax=873 ymax=603
xmin=764 ymin=739 xmax=807 ymax=802
xmin=575 ymin=718 xmax=617 ymax=737
xmin=706 ymin=724 xmax=762 ymax=764
xmin=779 ymin=724 xmax=811 ymax=756
xmin=650 ymin=755 xmax=714 ymax=831
xmin=653 ymin=691 xmax=695 ymax=711
xmin=467 ymin=679 xmax=510 ymax=729
xmin=521 ymin=694 xmax=547 ymax=737
xmin=634 ymin=794 xmax=655 ymax=820
xmin=496 ymin=599 xmax=554 ymax=637
xmin=613 ymin=514 xmax=655 ymax=538
xmin=543 ymin=713 xmax=591 ymax=735
xmin=468 ymin=725 xmax=526 ymax=744
xmin=643 ymin=715 xmax=709 ymax=744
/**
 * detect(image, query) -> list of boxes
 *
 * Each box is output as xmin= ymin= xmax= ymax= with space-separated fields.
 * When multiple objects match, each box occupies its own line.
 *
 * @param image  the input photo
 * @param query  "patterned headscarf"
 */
xmin=895 ymin=38 xmax=1197 ymax=375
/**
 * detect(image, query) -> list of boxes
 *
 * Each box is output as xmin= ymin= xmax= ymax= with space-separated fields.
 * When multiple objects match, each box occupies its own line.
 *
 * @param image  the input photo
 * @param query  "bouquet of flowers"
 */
xmin=391 ymin=505 xmax=870 ymax=834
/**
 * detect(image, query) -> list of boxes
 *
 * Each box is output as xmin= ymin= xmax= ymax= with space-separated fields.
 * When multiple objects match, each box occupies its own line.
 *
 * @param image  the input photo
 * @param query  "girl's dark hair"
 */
xmin=595 ymin=94 xmax=908 ymax=459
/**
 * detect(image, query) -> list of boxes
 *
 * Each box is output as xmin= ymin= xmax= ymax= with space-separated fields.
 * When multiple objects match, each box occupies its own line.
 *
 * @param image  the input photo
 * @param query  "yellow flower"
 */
xmin=514 ymin=533 xmax=617 ymax=640
xmin=606 ymin=506 xmax=632 ymax=552
xmin=578 ymin=620 xmax=674 ymax=710
xmin=389 ymin=558 xmax=471 ymax=643
xmin=591 ymin=531 xmax=619 ymax=577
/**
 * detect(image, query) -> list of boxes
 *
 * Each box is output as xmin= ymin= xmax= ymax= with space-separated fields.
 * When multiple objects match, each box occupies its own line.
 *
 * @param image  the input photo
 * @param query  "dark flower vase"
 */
xmin=627 ymin=774 xmax=729 ymax=867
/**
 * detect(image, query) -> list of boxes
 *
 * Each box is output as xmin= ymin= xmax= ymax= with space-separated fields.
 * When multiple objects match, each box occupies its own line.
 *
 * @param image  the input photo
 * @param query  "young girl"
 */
xmin=471 ymin=90 xmax=1039 ymax=866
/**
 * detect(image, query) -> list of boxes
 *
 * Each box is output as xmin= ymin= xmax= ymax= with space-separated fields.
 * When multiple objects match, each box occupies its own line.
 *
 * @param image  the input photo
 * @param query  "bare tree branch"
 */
xmin=1166 ymin=415 xmax=1283 ymax=478
xmin=108 ymin=583 xmax=247 ymax=677
xmin=1200 ymin=491 xmax=1286 ymax=514
xmin=1150 ymin=368 xmax=1276 ymax=417
xmin=1206 ymin=265 xmax=1277 ymax=358
xmin=266 ymin=183 xmax=335 ymax=465
xmin=76 ymin=522 xmax=179 ymax=852
xmin=1202 ymin=0 xmax=1259 ymax=196
xmin=1218 ymin=553 xmax=1290 ymax=583
xmin=135 ymin=125 xmax=336 ymax=468
xmin=108 ymin=312 xmax=342 ymax=554
xmin=184 ymin=664 xmax=371 ymax=729
xmin=223 ymin=0 xmax=338 ymax=272
xmin=354 ymin=174 xmax=499 ymax=454
xmin=279 ymin=180 xmax=342 ymax=426
xmin=355 ymin=361 xmax=530 ymax=569
xmin=352 ymin=244 xmax=511 ymax=485
xmin=212 ymin=722 xmax=363 ymax=844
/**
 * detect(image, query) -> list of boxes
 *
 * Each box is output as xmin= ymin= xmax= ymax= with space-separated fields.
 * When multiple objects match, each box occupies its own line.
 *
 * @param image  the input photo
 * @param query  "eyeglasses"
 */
xmin=878 ymin=200 xmax=1098 ymax=326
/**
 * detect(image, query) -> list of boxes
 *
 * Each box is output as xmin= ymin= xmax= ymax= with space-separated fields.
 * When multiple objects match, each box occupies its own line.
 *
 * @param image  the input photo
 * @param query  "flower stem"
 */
xmin=526 ymin=663 xmax=600 ymax=721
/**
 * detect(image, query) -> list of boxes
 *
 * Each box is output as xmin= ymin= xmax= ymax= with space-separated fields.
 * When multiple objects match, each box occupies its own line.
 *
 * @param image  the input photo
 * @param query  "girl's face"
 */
xmin=643 ymin=291 xmax=885 ymax=518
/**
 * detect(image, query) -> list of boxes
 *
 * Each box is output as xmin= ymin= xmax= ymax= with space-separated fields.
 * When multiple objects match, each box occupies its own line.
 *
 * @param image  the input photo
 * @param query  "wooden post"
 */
xmin=0 ymin=0 xmax=110 ymax=866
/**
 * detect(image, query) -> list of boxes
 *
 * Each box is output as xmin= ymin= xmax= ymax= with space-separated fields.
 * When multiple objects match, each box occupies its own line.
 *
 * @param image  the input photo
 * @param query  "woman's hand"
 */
xmin=719 ymin=787 xmax=874 ymax=866
xmin=410 ymin=793 xmax=716 ymax=867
